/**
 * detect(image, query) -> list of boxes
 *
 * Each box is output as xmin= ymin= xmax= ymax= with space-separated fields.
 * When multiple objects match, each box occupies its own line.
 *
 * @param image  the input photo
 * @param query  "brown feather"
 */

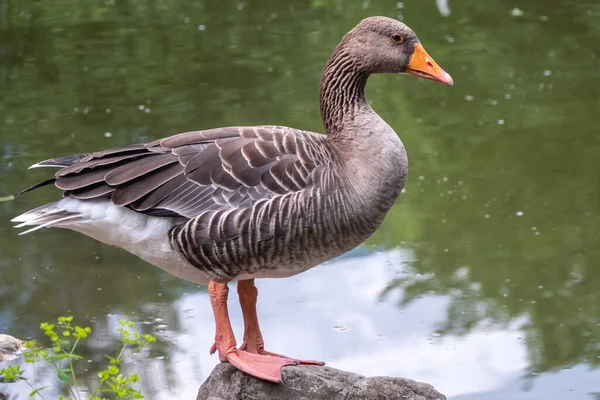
xmin=230 ymin=155 xmax=273 ymax=187
xmin=58 ymin=152 xmax=154 ymax=176
xmin=183 ymin=145 xmax=221 ymax=185
xmin=210 ymin=164 xmax=241 ymax=191
xmin=156 ymin=183 xmax=215 ymax=218
xmin=270 ymin=156 xmax=300 ymax=191
xmin=242 ymin=142 xmax=273 ymax=168
xmin=260 ymin=170 xmax=286 ymax=195
xmin=105 ymin=154 xmax=176 ymax=186
xmin=218 ymin=138 xmax=256 ymax=167
xmin=80 ymin=144 xmax=147 ymax=162
xmin=171 ymin=144 xmax=208 ymax=156
xmin=69 ymin=183 xmax=114 ymax=200
xmin=254 ymin=140 xmax=280 ymax=159
xmin=283 ymin=133 xmax=297 ymax=154
xmin=254 ymin=127 xmax=275 ymax=141
xmin=130 ymin=174 xmax=188 ymax=211
xmin=57 ymin=166 xmax=114 ymax=190
xmin=161 ymin=128 xmax=240 ymax=148
xmin=111 ymin=163 xmax=183 ymax=206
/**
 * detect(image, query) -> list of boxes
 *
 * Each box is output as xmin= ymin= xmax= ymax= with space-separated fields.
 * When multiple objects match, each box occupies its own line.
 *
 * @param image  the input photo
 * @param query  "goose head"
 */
xmin=340 ymin=16 xmax=453 ymax=86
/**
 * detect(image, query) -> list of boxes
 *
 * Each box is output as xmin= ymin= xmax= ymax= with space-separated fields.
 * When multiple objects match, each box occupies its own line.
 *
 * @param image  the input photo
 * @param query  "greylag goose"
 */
xmin=12 ymin=17 xmax=452 ymax=382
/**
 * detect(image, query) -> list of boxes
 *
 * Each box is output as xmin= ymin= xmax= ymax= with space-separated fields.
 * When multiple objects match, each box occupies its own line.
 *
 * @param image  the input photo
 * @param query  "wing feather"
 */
xmin=23 ymin=126 xmax=330 ymax=219
xmin=111 ymin=162 xmax=184 ymax=206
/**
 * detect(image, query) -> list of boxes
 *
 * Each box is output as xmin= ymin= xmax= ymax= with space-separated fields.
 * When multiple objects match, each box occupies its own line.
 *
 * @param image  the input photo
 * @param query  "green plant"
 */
xmin=0 ymin=317 xmax=156 ymax=400
xmin=0 ymin=365 xmax=25 ymax=383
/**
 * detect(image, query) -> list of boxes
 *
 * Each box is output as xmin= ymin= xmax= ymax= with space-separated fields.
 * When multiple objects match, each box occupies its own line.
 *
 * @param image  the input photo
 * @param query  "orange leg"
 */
xmin=237 ymin=279 xmax=325 ymax=366
xmin=208 ymin=280 xmax=298 ymax=383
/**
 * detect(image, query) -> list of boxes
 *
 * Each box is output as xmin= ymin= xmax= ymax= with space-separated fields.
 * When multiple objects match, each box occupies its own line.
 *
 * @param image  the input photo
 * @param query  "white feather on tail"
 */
xmin=12 ymin=197 xmax=209 ymax=284
xmin=11 ymin=202 xmax=81 ymax=235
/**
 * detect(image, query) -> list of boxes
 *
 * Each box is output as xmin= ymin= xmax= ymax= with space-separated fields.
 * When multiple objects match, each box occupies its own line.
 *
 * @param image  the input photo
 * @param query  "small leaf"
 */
xmin=29 ymin=386 xmax=48 ymax=397
xmin=57 ymin=369 xmax=71 ymax=383
xmin=143 ymin=334 xmax=156 ymax=343
xmin=99 ymin=370 xmax=110 ymax=381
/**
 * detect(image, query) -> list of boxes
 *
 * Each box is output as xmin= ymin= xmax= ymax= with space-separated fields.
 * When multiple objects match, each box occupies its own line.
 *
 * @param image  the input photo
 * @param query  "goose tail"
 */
xmin=11 ymin=202 xmax=81 ymax=235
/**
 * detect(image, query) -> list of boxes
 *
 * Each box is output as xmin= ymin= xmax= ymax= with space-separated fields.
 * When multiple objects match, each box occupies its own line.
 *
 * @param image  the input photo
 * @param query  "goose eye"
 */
xmin=391 ymin=34 xmax=403 ymax=43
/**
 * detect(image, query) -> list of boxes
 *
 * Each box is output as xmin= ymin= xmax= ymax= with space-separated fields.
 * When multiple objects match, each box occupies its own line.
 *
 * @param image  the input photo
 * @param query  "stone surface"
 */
xmin=0 ymin=334 xmax=23 ymax=364
xmin=197 ymin=363 xmax=446 ymax=400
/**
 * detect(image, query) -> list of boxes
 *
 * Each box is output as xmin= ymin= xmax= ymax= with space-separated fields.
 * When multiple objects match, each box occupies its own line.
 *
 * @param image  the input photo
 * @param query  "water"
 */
xmin=1 ymin=0 xmax=599 ymax=399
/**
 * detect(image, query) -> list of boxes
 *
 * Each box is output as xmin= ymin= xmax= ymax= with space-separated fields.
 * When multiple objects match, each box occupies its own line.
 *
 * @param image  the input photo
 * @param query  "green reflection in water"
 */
xmin=0 ymin=0 xmax=599 ymax=398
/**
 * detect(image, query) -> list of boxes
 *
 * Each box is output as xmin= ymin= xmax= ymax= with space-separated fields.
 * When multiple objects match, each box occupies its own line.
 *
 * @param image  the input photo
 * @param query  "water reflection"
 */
xmin=4 ymin=248 xmax=600 ymax=399
xmin=1 ymin=0 xmax=600 ymax=399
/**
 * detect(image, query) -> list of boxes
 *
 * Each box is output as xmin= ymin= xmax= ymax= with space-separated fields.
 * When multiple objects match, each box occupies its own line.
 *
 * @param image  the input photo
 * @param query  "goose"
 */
xmin=12 ymin=16 xmax=452 ymax=382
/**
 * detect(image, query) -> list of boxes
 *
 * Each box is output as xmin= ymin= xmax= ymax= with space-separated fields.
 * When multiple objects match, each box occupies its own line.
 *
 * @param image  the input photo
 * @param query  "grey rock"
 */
xmin=0 ymin=334 xmax=24 ymax=363
xmin=197 ymin=363 xmax=446 ymax=400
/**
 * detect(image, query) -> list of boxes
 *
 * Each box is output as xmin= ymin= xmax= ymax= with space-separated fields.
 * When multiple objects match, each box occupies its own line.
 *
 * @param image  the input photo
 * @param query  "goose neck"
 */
xmin=319 ymin=48 xmax=370 ymax=137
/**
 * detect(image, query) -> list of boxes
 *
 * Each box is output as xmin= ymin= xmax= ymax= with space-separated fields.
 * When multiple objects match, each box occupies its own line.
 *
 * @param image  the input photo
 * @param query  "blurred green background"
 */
xmin=1 ymin=0 xmax=599 ymax=399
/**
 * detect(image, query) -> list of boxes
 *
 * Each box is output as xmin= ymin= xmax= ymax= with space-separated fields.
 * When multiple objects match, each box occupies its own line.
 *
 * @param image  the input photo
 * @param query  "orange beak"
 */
xmin=406 ymin=43 xmax=453 ymax=86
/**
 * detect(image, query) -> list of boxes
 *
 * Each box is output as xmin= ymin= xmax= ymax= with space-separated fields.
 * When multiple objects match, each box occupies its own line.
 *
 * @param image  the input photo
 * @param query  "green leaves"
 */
xmin=95 ymin=372 xmax=144 ymax=399
xmin=29 ymin=386 xmax=48 ymax=397
xmin=58 ymin=368 xmax=72 ymax=383
xmin=0 ymin=316 xmax=155 ymax=400
xmin=0 ymin=365 xmax=25 ymax=383
xmin=73 ymin=327 xmax=91 ymax=340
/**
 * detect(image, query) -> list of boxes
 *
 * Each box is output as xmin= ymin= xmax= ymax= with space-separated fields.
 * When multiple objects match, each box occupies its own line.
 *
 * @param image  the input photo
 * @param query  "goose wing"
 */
xmin=26 ymin=126 xmax=335 ymax=219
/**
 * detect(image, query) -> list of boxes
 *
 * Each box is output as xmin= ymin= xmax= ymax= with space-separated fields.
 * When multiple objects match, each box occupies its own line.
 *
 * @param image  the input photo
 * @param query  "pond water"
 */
xmin=1 ymin=0 xmax=599 ymax=399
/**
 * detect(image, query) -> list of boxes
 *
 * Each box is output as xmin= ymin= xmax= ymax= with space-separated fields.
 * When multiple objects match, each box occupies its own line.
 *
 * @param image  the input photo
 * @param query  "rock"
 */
xmin=0 ymin=334 xmax=24 ymax=394
xmin=197 ymin=363 xmax=446 ymax=400
xmin=0 ymin=334 xmax=24 ymax=364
